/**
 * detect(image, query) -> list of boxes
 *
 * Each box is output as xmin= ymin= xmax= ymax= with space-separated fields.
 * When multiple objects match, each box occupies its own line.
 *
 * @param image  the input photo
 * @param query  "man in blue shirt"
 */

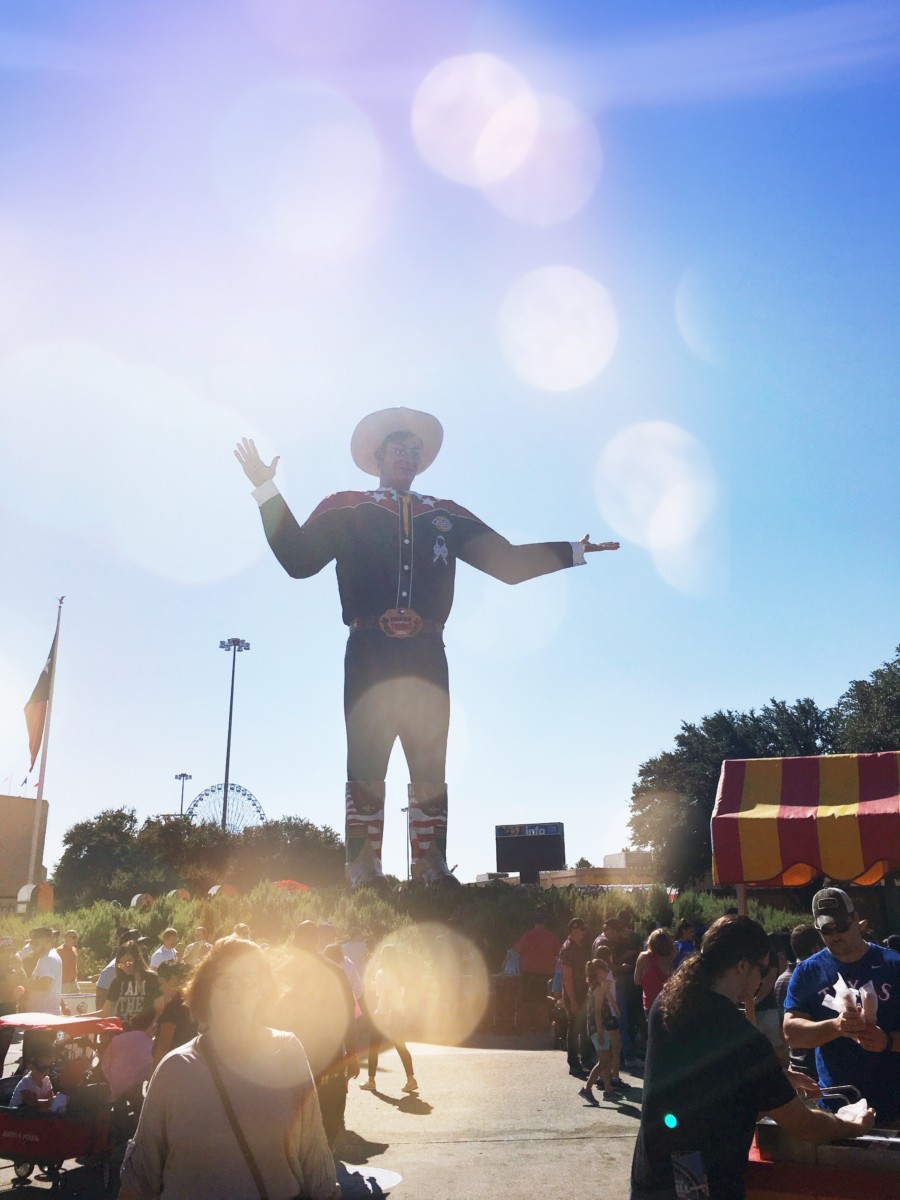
xmin=784 ymin=886 xmax=900 ymax=1122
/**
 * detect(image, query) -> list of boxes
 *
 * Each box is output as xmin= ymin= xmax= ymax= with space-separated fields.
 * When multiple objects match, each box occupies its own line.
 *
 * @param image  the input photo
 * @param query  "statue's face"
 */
xmin=376 ymin=432 xmax=423 ymax=491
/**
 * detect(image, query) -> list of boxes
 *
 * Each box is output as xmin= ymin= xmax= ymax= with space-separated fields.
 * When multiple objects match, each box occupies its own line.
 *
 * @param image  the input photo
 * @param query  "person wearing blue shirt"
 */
xmin=784 ymin=887 xmax=900 ymax=1123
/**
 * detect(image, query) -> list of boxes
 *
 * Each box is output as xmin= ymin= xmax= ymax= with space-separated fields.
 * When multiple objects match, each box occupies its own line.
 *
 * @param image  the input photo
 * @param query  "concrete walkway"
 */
xmin=337 ymin=1033 xmax=641 ymax=1199
xmin=0 ymin=1034 xmax=642 ymax=1197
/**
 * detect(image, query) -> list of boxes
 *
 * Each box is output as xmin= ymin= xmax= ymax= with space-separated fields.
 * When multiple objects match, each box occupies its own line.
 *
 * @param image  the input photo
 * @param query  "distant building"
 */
xmin=602 ymin=850 xmax=653 ymax=871
xmin=0 ymin=794 xmax=48 ymax=912
xmin=476 ymin=854 xmax=657 ymax=890
xmin=535 ymin=863 xmax=656 ymax=889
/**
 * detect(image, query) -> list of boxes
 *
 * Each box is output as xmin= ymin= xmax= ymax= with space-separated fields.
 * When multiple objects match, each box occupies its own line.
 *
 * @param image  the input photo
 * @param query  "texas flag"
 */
xmin=24 ymin=632 xmax=58 ymax=771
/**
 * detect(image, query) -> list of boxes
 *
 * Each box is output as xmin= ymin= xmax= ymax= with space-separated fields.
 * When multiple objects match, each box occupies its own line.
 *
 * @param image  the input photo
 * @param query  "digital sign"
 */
xmin=496 ymin=823 xmax=564 ymax=838
xmin=495 ymin=821 xmax=566 ymax=883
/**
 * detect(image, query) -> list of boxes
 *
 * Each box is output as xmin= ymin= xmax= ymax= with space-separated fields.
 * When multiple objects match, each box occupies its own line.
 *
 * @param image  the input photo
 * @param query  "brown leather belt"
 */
xmin=349 ymin=609 xmax=444 ymax=638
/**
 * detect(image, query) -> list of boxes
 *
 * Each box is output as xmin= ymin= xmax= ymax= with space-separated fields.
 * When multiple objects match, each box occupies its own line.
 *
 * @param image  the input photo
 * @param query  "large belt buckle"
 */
xmin=379 ymin=607 xmax=423 ymax=638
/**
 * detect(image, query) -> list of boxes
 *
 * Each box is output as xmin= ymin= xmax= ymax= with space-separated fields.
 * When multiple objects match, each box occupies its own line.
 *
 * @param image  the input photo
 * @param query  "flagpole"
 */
xmin=27 ymin=596 xmax=64 ymax=885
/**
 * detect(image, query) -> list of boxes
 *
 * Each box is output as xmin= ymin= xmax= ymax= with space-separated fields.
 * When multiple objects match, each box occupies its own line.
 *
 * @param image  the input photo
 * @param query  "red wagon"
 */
xmin=0 ymin=1011 xmax=124 ymax=1192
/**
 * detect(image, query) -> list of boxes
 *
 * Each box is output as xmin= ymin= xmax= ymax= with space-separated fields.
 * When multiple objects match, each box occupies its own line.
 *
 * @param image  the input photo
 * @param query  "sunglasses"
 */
xmin=36 ymin=1064 xmax=53 ymax=1072
xmin=819 ymin=918 xmax=852 ymax=937
xmin=753 ymin=960 xmax=772 ymax=982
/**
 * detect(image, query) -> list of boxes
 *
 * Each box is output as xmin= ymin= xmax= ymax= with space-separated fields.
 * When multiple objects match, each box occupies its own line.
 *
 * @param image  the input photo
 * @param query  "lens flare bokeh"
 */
xmin=594 ymin=421 xmax=717 ymax=553
xmin=453 ymin=561 xmax=569 ymax=660
xmin=364 ymin=923 xmax=489 ymax=1048
xmin=594 ymin=421 xmax=722 ymax=594
xmin=213 ymin=79 xmax=385 ymax=257
xmin=411 ymin=53 xmax=539 ymax=187
xmin=497 ymin=266 xmax=619 ymax=391
xmin=0 ymin=340 xmax=267 ymax=585
xmin=482 ymin=93 xmax=603 ymax=226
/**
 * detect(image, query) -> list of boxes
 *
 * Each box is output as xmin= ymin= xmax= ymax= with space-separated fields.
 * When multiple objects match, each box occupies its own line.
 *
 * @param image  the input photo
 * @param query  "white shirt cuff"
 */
xmin=570 ymin=541 xmax=586 ymax=566
xmin=252 ymin=480 xmax=280 ymax=506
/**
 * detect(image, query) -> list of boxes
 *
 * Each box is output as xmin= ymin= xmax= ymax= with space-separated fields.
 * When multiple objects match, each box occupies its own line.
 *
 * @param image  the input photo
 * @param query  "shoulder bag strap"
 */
xmin=199 ymin=1036 xmax=269 ymax=1200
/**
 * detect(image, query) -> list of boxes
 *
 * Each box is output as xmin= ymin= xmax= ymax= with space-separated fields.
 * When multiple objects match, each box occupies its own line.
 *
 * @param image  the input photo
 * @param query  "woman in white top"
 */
xmin=117 ymin=936 xmax=336 ymax=1200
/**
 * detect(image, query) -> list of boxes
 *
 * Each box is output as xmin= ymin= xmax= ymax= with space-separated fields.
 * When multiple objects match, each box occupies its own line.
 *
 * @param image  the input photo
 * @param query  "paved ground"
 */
xmin=0 ymin=1034 xmax=642 ymax=1198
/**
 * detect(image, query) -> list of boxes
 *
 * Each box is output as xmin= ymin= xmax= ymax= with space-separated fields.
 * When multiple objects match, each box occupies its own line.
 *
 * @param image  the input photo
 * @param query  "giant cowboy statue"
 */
xmin=236 ymin=409 xmax=619 ymax=886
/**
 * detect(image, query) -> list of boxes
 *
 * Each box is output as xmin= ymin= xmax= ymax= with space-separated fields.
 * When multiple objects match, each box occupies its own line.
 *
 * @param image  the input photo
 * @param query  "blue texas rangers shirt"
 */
xmin=784 ymin=942 xmax=900 ymax=1120
xmin=253 ymin=484 xmax=581 ymax=626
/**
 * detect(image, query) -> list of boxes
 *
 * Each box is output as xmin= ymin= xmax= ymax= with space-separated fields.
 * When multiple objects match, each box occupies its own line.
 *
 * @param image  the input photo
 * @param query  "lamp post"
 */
xmin=401 ymin=806 xmax=410 ymax=880
xmin=175 ymin=772 xmax=192 ymax=816
xmin=219 ymin=638 xmax=250 ymax=831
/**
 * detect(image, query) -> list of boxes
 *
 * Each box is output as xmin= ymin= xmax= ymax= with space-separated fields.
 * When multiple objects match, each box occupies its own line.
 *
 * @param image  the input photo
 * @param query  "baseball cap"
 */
xmin=812 ymin=887 xmax=854 ymax=931
xmin=157 ymin=960 xmax=189 ymax=981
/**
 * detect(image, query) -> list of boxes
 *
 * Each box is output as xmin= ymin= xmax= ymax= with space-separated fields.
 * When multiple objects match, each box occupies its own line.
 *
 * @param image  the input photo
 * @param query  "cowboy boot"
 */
xmin=345 ymin=781 xmax=386 ymax=886
xmin=408 ymin=783 xmax=455 ymax=882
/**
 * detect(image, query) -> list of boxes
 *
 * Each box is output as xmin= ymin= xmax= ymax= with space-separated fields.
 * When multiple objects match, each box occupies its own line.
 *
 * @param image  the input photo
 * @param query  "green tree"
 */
xmin=574 ymin=856 xmax=593 ymax=869
xmin=628 ymin=698 xmax=835 ymax=887
xmin=229 ymin=818 xmax=345 ymax=890
xmin=832 ymin=646 xmax=900 ymax=752
xmin=135 ymin=817 xmax=234 ymax=896
xmin=52 ymin=808 xmax=149 ymax=908
xmin=52 ymin=809 xmax=345 ymax=907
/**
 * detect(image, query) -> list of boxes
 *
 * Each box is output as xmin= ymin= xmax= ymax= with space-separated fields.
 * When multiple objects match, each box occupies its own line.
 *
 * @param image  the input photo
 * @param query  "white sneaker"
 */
xmin=359 ymin=1078 xmax=376 ymax=1091
xmin=402 ymin=1076 xmax=418 ymax=1093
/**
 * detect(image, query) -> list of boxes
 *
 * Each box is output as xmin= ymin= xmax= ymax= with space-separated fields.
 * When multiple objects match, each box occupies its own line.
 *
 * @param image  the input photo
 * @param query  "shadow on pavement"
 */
xmin=368 ymin=1090 xmax=433 ymax=1116
xmin=0 ymin=1160 xmax=115 ymax=1197
xmin=337 ymin=1129 xmax=390 ymax=1165
xmin=336 ymin=1161 xmax=389 ymax=1197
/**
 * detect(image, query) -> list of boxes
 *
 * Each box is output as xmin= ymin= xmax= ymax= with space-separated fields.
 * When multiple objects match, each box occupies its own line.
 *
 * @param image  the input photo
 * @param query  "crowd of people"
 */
xmin=1 ymin=916 xmax=428 ymax=1199
xmin=501 ymin=889 xmax=900 ymax=1198
xmin=2 ymin=887 xmax=899 ymax=1199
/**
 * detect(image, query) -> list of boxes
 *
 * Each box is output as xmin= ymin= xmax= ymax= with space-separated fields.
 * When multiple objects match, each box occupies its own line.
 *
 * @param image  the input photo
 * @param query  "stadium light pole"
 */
xmin=219 ymin=638 xmax=250 ymax=831
xmin=175 ymin=772 xmax=192 ymax=816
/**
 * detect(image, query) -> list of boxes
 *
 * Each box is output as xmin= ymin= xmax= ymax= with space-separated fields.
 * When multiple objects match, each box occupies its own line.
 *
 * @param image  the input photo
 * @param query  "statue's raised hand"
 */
xmin=580 ymin=534 xmax=620 ymax=553
xmin=235 ymin=437 xmax=280 ymax=487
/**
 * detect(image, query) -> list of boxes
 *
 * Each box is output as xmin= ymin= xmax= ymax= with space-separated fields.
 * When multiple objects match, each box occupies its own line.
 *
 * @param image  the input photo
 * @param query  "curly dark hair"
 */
xmin=657 ymin=915 xmax=768 ymax=1030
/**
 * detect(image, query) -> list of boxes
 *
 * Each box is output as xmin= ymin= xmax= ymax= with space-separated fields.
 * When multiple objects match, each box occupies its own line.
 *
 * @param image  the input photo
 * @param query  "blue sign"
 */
xmin=495 ymin=822 xmax=564 ymax=838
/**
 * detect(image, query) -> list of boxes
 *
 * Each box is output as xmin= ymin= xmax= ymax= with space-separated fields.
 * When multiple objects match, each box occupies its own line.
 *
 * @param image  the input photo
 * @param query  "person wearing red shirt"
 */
xmin=634 ymin=928 xmax=676 ymax=1015
xmin=513 ymin=912 xmax=561 ymax=1030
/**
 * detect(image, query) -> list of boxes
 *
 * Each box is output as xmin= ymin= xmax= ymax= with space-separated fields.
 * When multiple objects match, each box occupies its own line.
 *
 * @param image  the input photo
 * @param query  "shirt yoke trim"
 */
xmin=306 ymin=491 xmax=481 ymax=523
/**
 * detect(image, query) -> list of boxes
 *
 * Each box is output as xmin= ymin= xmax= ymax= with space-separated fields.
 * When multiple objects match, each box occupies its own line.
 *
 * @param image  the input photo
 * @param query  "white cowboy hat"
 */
xmin=350 ymin=406 xmax=444 ymax=477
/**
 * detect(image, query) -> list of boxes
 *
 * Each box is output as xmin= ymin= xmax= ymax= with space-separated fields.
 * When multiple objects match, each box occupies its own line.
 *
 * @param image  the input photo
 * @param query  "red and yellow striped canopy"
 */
xmin=711 ymin=752 xmax=900 ymax=886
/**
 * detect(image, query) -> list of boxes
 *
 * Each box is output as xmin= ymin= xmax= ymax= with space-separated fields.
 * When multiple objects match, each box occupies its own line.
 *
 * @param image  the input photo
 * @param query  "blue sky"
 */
xmin=1 ymin=1 xmax=897 ymax=886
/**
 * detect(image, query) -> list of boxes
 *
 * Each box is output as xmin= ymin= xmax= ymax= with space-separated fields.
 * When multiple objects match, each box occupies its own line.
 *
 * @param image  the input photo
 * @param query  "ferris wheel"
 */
xmin=186 ymin=783 xmax=266 ymax=833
